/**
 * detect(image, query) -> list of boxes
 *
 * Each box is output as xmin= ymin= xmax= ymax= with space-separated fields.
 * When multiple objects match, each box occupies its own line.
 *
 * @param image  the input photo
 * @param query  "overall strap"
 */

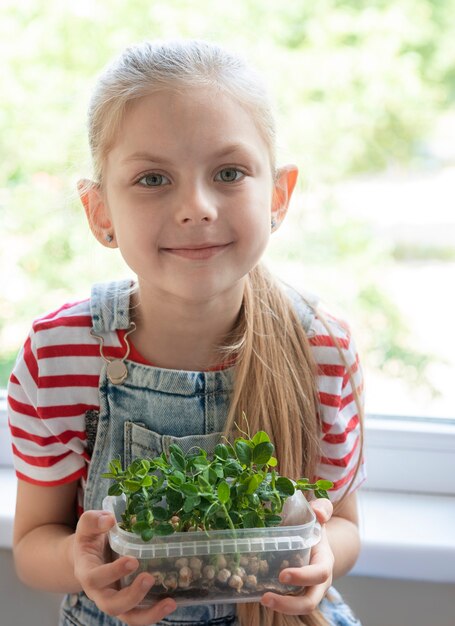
xmin=90 ymin=279 xmax=134 ymax=332
xmin=89 ymin=279 xmax=317 ymax=334
xmin=282 ymin=283 xmax=319 ymax=334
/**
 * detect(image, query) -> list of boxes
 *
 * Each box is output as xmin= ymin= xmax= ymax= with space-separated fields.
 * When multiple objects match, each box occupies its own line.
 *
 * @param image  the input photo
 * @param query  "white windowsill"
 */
xmin=352 ymin=489 xmax=455 ymax=583
xmin=1 ymin=468 xmax=454 ymax=583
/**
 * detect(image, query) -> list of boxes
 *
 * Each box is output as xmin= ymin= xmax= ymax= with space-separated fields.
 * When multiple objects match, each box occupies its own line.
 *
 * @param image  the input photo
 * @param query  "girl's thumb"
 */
xmin=310 ymin=498 xmax=333 ymax=525
xmin=97 ymin=511 xmax=115 ymax=531
xmin=76 ymin=510 xmax=115 ymax=538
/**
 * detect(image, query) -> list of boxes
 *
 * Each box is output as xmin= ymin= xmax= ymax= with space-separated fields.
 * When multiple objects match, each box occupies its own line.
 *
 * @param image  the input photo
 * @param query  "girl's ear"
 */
xmin=77 ymin=179 xmax=116 ymax=247
xmin=271 ymin=165 xmax=298 ymax=232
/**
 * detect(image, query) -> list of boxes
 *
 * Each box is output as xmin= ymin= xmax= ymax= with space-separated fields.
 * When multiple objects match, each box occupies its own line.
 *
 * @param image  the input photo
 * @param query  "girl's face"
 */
xmin=85 ymin=87 xmax=296 ymax=304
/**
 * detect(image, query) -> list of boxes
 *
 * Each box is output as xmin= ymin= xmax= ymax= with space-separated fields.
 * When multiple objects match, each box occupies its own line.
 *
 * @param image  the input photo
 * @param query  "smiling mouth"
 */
xmin=161 ymin=243 xmax=232 ymax=260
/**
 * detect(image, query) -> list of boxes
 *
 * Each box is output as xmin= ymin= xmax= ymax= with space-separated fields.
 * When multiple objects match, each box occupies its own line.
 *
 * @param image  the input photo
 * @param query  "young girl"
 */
xmin=8 ymin=40 xmax=365 ymax=626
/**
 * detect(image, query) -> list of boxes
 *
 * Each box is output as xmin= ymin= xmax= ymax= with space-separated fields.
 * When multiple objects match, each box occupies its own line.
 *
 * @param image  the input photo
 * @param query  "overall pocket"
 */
xmin=124 ymin=421 xmax=223 ymax=466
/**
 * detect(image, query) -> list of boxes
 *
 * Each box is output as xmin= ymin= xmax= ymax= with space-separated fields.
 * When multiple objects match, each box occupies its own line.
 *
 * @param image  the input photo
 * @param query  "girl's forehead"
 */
xmin=109 ymin=87 xmax=271 ymax=163
xmin=124 ymin=86 xmax=253 ymax=127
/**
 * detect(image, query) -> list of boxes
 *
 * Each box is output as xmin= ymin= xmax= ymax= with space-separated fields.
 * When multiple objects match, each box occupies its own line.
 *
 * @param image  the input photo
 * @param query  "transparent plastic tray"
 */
xmin=103 ymin=494 xmax=321 ymax=606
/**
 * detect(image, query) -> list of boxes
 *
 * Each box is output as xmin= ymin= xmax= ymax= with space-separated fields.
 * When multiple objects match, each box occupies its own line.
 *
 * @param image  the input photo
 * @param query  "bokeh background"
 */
xmin=1 ymin=0 xmax=454 ymax=419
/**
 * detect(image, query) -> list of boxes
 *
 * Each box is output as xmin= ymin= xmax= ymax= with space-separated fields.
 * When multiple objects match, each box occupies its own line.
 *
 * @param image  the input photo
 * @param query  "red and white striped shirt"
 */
xmin=7 ymin=297 xmax=366 ymax=506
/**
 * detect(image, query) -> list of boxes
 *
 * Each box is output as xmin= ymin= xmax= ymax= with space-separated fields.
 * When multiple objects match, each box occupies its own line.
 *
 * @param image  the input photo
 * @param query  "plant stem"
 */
xmin=220 ymin=502 xmax=236 ymax=532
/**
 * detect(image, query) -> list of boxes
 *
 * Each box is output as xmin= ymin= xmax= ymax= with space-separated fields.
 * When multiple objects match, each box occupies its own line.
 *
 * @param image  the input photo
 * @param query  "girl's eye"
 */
xmin=137 ymin=173 xmax=170 ymax=187
xmin=215 ymin=168 xmax=244 ymax=183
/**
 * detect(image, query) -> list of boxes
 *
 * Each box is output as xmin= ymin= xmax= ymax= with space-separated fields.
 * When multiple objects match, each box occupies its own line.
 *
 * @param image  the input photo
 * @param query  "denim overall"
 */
xmin=59 ymin=280 xmax=361 ymax=626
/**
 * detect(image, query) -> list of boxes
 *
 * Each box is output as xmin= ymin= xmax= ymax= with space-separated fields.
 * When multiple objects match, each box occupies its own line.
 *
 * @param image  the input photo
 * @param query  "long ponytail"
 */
xmin=222 ymin=264 xmax=364 ymax=626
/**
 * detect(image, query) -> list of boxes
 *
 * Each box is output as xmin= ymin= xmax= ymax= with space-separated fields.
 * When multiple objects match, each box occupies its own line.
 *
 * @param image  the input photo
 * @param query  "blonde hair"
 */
xmin=86 ymin=39 xmax=364 ymax=626
xmin=224 ymin=265 xmax=364 ymax=626
xmin=87 ymin=39 xmax=277 ymax=185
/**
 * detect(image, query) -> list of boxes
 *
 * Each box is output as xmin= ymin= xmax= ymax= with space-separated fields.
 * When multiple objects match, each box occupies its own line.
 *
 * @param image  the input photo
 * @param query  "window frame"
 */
xmin=363 ymin=413 xmax=455 ymax=496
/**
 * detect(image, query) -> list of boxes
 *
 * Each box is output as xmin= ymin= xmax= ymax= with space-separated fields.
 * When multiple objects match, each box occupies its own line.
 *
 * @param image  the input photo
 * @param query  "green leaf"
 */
xmin=183 ymin=496 xmax=201 ymax=512
xmin=197 ymin=474 xmax=211 ymax=489
xmin=152 ymin=456 xmax=168 ymax=470
xmin=154 ymin=522 xmax=175 ymax=536
xmin=235 ymin=440 xmax=252 ymax=466
xmin=214 ymin=443 xmax=229 ymax=461
xmin=129 ymin=459 xmax=144 ymax=475
xmin=108 ymin=483 xmax=123 ymax=496
xmin=252 ymin=431 xmax=270 ymax=445
xmin=208 ymin=467 xmax=218 ymax=483
xmin=108 ymin=458 xmax=122 ymax=474
xmin=246 ymin=474 xmax=264 ymax=495
xmin=276 ymin=477 xmax=295 ymax=497
xmin=138 ymin=459 xmax=151 ymax=474
xmin=136 ymin=508 xmax=152 ymax=523
xmin=132 ymin=520 xmax=150 ymax=533
xmin=166 ymin=488 xmax=183 ymax=510
xmin=167 ymin=471 xmax=185 ymax=486
xmin=267 ymin=456 xmax=278 ymax=467
xmin=235 ymin=480 xmax=248 ymax=496
xmin=197 ymin=497 xmax=211 ymax=512
xmin=252 ymin=441 xmax=274 ymax=465
xmin=151 ymin=506 xmax=169 ymax=521
xmin=180 ymin=483 xmax=199 ymax=497
xmin=192 ymin=461 xmax=209 ymax=472
xmin=124 ymin=480 xmax=142 ymax=493
xmin=316 ymin=480 xmax=334 ymax=490
xmin=213 ymin=516 xmax=230 ymax=529
xmin=242 ymin=511 xmax=263 ymax=528
xmin=140 ymin=528 xmax=154 ymax=541
xmin=217 ymin=481 xmax=230 ymax=504
xmin=140 ymin=475 xmax=153 ymax=488
xmin=170 ymin=451 xmax=186 ymax=472
xmin=223 ymin=460 xmax=243 ymax=477
xmin=210 ymin=463 xmax=224 ymax=479
xmin=169 ymin=443 xmax=184 ymax=457
xmin=264 ymin=513 xmax=283 ymax=525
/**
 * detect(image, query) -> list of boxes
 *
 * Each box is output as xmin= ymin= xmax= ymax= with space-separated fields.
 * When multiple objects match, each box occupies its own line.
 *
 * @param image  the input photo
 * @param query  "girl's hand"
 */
xmin=260 ymin=499 xmax=334 ymax=615
xmin=73 ymin=511 xmax=177 ymax=625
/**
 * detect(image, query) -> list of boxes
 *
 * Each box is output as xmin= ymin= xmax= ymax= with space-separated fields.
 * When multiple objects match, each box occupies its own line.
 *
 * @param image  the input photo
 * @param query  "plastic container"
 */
xmin=102 ymin=494 xmax=321 ymax=607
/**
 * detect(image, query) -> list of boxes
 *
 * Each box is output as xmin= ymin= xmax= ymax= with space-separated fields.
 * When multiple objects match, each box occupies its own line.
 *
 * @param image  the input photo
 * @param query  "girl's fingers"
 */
xmin=263 ymin=525 xmax=334 ymax=615
xmin=117 ymin=597 xmax=177 ymax=626
xmin=261 ymin=583 xmax=326 ymax=615
xmin=278 ymin=563 xmax=332 ymax=587
xmin=93 ymin=571 xmax=156 ymax=616
xmin=73 ymin=510 xmax=176 ymax=621
xmin=262 ymin=563 xmax=331 ymax=613
xmin=82 ymin=556 xmax=139 ymax=590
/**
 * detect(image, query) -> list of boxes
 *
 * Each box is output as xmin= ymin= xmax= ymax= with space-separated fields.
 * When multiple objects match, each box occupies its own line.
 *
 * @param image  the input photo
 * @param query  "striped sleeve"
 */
xmin=311 ymin=317 xmax=366 ymax=502
xmin=6 ymin=300 xmax=101 ymax=486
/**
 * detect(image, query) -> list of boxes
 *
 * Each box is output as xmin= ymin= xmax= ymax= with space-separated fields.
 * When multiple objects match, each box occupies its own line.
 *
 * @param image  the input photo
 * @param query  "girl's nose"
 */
xmin=175 ymin=182 xmax=217 ymax=224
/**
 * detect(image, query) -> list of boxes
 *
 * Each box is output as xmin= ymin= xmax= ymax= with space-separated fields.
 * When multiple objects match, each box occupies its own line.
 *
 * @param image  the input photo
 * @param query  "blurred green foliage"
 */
xmin=1 ymin=0 xmax=454 ymax=392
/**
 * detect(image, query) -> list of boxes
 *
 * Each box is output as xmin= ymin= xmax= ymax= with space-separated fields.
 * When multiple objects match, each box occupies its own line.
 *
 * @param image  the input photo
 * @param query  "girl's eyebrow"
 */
xmin=210 ymin=143 xmax=255 ymax=159
xmin=121 ymin=143 xmax=254 ymax=165
xmin=121 ymin=151 xmax=172 ymax=165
